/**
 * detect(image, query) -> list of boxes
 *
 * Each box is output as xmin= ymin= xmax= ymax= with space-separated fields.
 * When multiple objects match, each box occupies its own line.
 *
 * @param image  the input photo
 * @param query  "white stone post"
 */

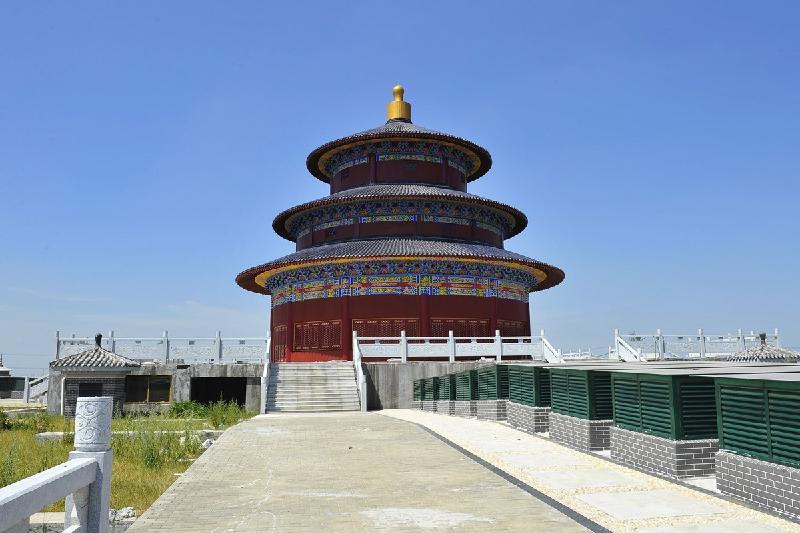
xmin=163 ymin=330 xmax=170 ymax=363
xmin=447 ymin=331 xmax=455 ymax=362
xmin=614 ymin=328 xmax=621 ymax=361
xmin=108 ymin=330 xmax=115 ymax=353
xmin=216 ymin=330 xmax=223 ymax=362
xmin=656 ymin=328 xmax=663 ymax=360
xmin=399 ymin=330 xmax=408 ymax=363
xmin=55 ymin=330 xmax=61 ymax=360
xmin=495 ymin=330 xmax=503 ymax=362
xmin=775 ymin=328 xmax=780 ymax=348
xmin=699 ymin=328 xmax=706 ymax=359
xmin=65 ymin=397 xmax=113 ymax=533
xmin=23 ymin=377 xmax=30 ymax=404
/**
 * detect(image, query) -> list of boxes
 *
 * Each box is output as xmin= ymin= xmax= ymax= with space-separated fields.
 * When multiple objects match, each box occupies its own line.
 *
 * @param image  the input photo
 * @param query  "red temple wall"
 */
xmin=296 ymin=220 xmax=504 ymax=250
xmin=329 ymin=159 xmax=466 ymax=194
xmin=269 ymin=295 xmax=530 ymax=362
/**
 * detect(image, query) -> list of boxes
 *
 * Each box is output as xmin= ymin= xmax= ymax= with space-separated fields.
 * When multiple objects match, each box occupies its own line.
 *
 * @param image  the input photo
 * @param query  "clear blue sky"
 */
xmin=1 ymin=1 xmax=798 ymax=373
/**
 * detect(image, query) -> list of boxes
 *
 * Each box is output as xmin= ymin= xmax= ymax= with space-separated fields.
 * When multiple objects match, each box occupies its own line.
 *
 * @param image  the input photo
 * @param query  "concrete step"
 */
xmin=267 ymin=401 xmax=359 ymax=407
xmin=266 ymin=362 xmax=360 ymax=413
xmin=270 ymin=371 xmax=355 ymax=376
xmin=267 ymin=406 xmax=360 ymax=412
xmin=268 ymin=402 xmax=359 ymax=406
xmin=268 ymin=395 xmax=358 ymax=400
xmin=267 ymin=389 xmax=358 ymax=398
xmin=268 ymin=381 xmax=356 ymax=387
xmin=271 ymin=365 xmax=353 ymax=369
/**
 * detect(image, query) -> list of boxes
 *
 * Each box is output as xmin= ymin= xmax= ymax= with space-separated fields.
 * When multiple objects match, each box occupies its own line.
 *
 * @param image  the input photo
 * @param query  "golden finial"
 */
xmin=386 ymin=84 xmax=411 ymax=121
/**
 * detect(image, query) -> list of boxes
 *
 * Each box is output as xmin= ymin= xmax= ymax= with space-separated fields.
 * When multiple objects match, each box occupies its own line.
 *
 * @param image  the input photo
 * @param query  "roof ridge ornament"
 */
xmin=386 ymin=84 xmax=412 ymax=122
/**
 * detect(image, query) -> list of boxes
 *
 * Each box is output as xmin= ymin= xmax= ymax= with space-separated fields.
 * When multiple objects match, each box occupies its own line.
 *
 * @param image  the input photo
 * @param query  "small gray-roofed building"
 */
xmin=49 ymin=333 xmax=140 ymax=417
xmin=727 ymin=333 xmax=799 ymax=363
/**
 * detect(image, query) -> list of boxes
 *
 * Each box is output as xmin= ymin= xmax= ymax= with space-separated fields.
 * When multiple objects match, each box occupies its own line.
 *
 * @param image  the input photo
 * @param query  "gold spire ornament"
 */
xmin=386 ymin=84 xmax=412 ymax=121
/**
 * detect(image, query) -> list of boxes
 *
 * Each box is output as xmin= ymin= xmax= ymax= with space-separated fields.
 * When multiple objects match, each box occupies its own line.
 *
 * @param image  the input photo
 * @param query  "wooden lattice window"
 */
xmin=293 ymin=320 xmax=342 ymax=352
xmin=272 ymin=325 xmax=287 ymax=362
xmin=430 ymin=318 xmax=490 ymax=338
xmin=352 ymin=319 xmax=419 ymax=338
xmin=497 ymin=319 xmax=526 ymax=337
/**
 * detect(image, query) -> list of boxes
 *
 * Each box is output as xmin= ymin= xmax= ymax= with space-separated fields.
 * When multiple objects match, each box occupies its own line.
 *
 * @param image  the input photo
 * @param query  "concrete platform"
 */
xmin=383 ymin=410 xmax=800 ymax=532
xmin=576 ymin=489 xmax=725 ymax=520
xmin=127 ymin=412 xmax=584 ymax=532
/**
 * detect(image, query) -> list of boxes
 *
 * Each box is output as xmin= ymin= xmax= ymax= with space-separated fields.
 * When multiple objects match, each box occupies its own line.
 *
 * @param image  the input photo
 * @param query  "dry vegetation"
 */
xmin=0 ymin=402 xmax=254 ymax=513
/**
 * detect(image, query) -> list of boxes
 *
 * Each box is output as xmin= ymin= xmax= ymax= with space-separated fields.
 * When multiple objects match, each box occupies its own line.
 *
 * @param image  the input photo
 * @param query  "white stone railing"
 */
xmin=56 ymin=330 xmax=270 ymax=364
xmin=26 ymin=375 xmax=49 ymax=403
xmin=351 ymin=332 xmax=368 ymax=411
xmin=0 ymin=397 xmax=113 ymax=533
xmin=614 ymin=328 xmax=781 ymax=361
xmin=354 ymin=330 xmax=563 ymax=363
xmin=260 ymin=339 xmax=271 ymax=415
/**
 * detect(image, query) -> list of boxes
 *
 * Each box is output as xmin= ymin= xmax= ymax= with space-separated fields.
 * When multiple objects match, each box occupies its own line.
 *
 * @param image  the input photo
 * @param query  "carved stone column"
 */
xmin=65 ymin=396 xmax=113 ymax=533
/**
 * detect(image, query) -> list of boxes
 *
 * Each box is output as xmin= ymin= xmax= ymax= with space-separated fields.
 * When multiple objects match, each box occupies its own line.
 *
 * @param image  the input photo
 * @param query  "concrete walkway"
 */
xmin=128 ymin=412 xmax=585 ymax=532
xmin=383 ymin=410 xmax=800 ymax=533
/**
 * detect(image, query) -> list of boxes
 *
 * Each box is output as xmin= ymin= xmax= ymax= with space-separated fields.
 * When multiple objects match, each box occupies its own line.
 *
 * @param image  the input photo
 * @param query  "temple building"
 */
xmin=236 ymin=86 xmax=564 ymax=362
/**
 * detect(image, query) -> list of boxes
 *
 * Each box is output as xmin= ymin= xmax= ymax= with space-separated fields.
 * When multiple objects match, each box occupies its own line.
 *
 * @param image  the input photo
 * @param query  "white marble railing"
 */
xmin=56 ymin=330 xmax=269 ymax=364
xmin=260 ymin=339 xmax=271 ymax=415
xmin=614 ymin=328 xmax=781 ymax=361
xmin=354 ymin=330 xmax=564 ymax=363
xmin=351 ymin=332 xmax=368 ymax=412
xmin=0 ymin=397 xmax=113 ymax=533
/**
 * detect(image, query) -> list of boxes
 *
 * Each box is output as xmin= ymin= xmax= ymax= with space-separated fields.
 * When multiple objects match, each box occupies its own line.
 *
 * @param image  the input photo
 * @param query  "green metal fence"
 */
xmin=455 ymin=370 xmax=478 ymax=401
xmin=413 ymin=380 xmax=422 ymax=401
xmin=477 ymin=365 xmax=509 ymax=400
xmin=422 ymin=377 xmax=440 ymax=402
xmin=437 ymin=374 xmax=456 ymax=401
xmin=716 ymin=377 xmax=800 ymax=468
xmin=507 ymin=365 xmax=551 ymax=407
xmin=550 ymin=368 xmax=612 ymax=420
xmin=611 ymin=372 xmax=717 ymax=440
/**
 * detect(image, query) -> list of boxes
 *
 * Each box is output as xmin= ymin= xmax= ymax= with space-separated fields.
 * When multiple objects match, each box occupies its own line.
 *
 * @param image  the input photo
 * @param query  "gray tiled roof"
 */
xmin=306 ymin=119 xmax=492 ymax=182
xmin=728 ymin=342 xmax=799 ymax=363
xmin=270 ymin=239 xmax=537 ymax=263
xmin=272 ymin=184 xmax=527 ymax=240
xmin=236 ymin=238 xmax=565 ymax=294
xmin=51 ymin=346 xmax=141 ymax=369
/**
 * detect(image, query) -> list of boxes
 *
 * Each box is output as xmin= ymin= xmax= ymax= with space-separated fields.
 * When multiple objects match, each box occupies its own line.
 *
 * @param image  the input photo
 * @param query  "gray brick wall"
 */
xmin=717 ymin=451 xmax=800 ymax=518
xmin=453 ymin=400 xmax=477 ymax=418
xmin=610 ymin=426 xmax=718 ymax=478
xmin=436 ymin=400 xmax=454 ymax=416
xmin=476 ymin=400 xmax=507 ymax=421
xmin=421 ymin=400 xmax=438 ymax=413
xmin=549 ymin=412 xmax=612 ymax=451
xmin=63 ymin=376 xmax=126 ymax=417
xmin=507 ymin=402 xmax=550 ymax=434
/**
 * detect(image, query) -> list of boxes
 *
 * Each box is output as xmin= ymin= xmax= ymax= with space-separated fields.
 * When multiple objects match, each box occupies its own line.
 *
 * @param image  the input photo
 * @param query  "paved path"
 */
xmin=383 ymin=410 xmax=800 ymax=533
xmin=128 ymin=412 xmax=584 ymax=532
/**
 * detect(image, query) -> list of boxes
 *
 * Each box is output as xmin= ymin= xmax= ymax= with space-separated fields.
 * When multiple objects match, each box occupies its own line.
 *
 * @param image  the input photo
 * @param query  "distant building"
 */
xmin=237 ymin=86 xmax=564 ymax=362
xmin=727 ymin=333 xmax=799 ymax=363
xmin=48 ymin=334 xmax=263 ymax=416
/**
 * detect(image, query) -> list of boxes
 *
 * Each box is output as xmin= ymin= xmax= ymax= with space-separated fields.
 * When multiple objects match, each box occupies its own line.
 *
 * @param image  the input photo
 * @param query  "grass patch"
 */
xmin=0 ymin=402 xmax=254 ymax=513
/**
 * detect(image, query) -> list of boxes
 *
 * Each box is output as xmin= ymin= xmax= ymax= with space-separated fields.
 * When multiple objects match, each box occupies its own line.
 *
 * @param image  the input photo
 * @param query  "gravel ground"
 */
xmin=382 ymin=409 xmax=800 ymax=533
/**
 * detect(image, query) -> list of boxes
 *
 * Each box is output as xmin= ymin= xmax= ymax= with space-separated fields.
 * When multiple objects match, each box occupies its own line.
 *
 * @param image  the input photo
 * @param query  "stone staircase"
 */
xmin=266 ymin=362 xmax=361 ymax=412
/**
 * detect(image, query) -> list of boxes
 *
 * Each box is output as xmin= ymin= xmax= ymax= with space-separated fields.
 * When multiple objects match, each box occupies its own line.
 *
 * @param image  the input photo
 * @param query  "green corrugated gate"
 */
xmin=477 ymin=365 xmax=509 ymax=400
xmin=455 ymin=370 xmax=478 ymax=401
xmin=716 ymin=377 xmax=800 ymax=468
xmin=507 ymin=365 xmax=551 ymax=407
xmin=550 ymin=368 xmax=612 ymax=420
xmin=611 ymin=372 xmax=717 ymax=440
xmin=423 ymin=377 xmax=440 ymax=401
xmin=437 ymin=374 xmax=456 ymax=401
xmin=413 ymin=380 xmax=422 ymax=401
